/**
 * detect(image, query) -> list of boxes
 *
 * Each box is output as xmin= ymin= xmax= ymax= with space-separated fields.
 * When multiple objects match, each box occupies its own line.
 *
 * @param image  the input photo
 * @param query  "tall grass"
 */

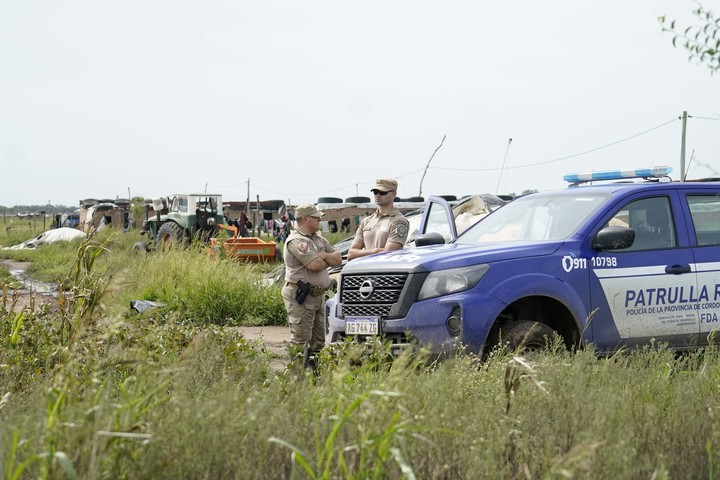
xmin=115 ymin=244 xmax=287 ymax=325
xmin=4 ymin=331 xmax=720 ymax=478
xmin=3 ymin=225 xmax=720 ymax=478
xmin=1 ymin=227 xmax=287 ymax=326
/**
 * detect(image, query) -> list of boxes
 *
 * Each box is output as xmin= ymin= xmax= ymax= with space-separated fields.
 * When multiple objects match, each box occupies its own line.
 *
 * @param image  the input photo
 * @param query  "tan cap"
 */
xmin=295 ymin=204 xmax=324 ymax=218
xmin=371 ymin=178 xmax=397 ymax=192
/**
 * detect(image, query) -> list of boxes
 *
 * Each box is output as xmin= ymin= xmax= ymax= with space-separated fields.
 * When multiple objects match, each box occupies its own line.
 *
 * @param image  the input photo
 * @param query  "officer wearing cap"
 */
xmin=347 ymin=178 xmax=410 ymax=261
xmin=283 ymin=204 xmax=342 ymax=369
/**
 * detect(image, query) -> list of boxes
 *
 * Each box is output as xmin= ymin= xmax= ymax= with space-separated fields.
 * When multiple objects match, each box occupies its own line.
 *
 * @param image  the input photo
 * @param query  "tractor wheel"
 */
xmin=487 ymin=320 xmax=556 ymax=356
xmin=157 ymin=222 xmax=187 ymax=250
xmin=131 ymin=241 xmax=150 ymax=256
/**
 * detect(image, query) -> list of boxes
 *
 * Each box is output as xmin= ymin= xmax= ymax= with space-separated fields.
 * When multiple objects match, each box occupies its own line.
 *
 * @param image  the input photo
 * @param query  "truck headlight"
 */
xmin=418 ymin=264 xmax=489 ymax=301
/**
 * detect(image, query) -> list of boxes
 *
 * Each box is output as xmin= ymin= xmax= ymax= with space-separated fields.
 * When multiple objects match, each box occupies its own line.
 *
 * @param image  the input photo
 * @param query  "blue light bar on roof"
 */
xmin=563 ymin=166 xmax=673 ymax=184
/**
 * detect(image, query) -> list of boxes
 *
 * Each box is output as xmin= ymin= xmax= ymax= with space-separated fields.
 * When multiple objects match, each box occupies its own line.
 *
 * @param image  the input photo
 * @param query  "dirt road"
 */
xmin=238 ymin=326 xmax=290 ymax=355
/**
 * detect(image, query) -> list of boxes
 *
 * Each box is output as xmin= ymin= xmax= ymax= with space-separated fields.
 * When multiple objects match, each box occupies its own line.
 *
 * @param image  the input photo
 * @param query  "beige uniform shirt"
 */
xmin=284 ymin=227 xmax=336 ymax=288
xmin=353 ymin=207 xmax=409 ymax=250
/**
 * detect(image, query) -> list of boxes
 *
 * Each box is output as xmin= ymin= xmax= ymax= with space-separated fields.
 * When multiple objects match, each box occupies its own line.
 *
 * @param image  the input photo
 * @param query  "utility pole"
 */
xmin=496 ymin=138 xmax=513 ymax=195
xmin=680 ymin=111 xmax=688 ymax=181
xmin=418 ymin=134 xmax=446 ymax=197
xmin=244 ymin=178 xmax=251 ymax=237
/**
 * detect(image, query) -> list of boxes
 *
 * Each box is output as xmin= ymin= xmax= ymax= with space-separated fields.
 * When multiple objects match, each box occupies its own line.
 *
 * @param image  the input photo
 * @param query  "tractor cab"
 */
xmin=136 ymin=193 xmax=225 ymax=252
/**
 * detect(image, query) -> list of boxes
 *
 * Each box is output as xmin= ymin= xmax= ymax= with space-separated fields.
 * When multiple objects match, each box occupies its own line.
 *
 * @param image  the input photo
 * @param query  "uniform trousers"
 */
xmin=282 ymin=284 xmax=325 ymax=351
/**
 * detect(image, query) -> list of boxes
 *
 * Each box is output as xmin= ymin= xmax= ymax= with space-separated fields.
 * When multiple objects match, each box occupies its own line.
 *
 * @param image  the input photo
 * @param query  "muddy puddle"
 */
xmin=1 ymin=260 xmax=61 ymax=308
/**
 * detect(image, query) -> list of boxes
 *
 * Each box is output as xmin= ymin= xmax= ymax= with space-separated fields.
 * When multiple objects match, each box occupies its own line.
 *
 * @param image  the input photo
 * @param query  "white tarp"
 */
xmin=3 ymin=227 xmax=86 ymax=250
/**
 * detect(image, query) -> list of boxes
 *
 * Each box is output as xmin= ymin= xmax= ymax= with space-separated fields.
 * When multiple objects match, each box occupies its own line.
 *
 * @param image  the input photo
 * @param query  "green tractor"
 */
xmin=133 ymin=193 xmax=225 ymax=253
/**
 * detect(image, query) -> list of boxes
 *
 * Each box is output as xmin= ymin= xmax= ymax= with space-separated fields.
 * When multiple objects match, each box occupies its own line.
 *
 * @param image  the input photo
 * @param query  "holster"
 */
xmin=295 ymin=279 xmax=311 ymax=305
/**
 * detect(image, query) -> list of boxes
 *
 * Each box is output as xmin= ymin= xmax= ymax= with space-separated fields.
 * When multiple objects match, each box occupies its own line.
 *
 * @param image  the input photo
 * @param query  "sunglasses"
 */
xmin=371 ymin=190 xmax=393 ymax=196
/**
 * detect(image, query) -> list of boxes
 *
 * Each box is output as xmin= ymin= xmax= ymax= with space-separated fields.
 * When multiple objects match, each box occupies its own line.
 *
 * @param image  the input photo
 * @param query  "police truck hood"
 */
xmin=341 ymin=241 xmax=563 ymax=274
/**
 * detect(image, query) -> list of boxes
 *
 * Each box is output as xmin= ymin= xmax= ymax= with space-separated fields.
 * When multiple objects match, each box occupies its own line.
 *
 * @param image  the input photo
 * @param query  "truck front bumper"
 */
xmin=325 ymin=290 xmax=505 ymax=355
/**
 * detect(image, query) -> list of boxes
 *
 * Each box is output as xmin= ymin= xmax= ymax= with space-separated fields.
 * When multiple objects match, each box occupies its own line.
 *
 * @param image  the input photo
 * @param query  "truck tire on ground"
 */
xmin=317 ymin=197 xmax=343 ymax=204
xmin=344 ymin=196 xmax=371 ymax=203
xmin=487 ymin=320 xmax=556 ymax=356
xmin=131 ymin=241 xmax=150 ymax=256
xmin=157 ymin=222 xmax=187 ymax=250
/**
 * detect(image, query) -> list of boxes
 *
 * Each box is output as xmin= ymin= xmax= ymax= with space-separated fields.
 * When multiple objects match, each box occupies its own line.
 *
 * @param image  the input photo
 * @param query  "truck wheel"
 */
xmin=488 ymin=320 xmax=556 ymax=356
xmin=317 ymin=197 xmax=343 ymax=204
xmin=344 ymin=196 xmax=371 ymax=203
xmin=157 ymin=222 xmax=186 ymax=250
xmin=131 ymin=241 xmax=150 ymax=256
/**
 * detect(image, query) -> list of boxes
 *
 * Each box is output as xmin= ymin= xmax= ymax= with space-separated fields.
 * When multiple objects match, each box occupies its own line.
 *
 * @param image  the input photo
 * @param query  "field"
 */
xmin=2 ymin=221 xmax=720 ymax=479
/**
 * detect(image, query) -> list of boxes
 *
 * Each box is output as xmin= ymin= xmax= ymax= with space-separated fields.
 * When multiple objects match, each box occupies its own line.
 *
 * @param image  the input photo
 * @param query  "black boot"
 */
xmin=302 ymin=347 xmax=320 ymax=376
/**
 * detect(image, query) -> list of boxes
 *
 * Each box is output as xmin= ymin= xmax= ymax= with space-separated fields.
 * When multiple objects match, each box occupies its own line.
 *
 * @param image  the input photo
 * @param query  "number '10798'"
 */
xmin=591 ymin=257 xmax=617 ymax=267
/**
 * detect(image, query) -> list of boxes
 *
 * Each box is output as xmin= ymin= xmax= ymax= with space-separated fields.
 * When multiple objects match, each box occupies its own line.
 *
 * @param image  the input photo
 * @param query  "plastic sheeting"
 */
xmin=3 ymin=227 xmax=86 ymax=250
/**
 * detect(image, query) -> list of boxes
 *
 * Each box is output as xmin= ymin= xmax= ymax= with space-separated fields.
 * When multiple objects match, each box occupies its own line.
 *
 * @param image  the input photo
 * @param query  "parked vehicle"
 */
xmin=133 ymin=194 xmax=224 ymax=253
xmin=326 ymin=166 xmax=720 ymax=357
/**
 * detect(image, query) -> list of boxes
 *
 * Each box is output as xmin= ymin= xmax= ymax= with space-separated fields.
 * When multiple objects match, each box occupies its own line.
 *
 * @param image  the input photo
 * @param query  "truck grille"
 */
xmin=340 ymin=274 xmax=408 ymax=318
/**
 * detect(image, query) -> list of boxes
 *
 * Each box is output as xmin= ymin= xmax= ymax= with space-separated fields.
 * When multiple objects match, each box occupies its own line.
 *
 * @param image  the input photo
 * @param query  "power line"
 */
xmin=430 ymin=117 xmax=680 ymax=172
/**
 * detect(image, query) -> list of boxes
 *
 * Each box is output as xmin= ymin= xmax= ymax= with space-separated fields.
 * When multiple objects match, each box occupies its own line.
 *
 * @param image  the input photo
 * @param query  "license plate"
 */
xmin=345 ymin=316 xmax=379 ymax=335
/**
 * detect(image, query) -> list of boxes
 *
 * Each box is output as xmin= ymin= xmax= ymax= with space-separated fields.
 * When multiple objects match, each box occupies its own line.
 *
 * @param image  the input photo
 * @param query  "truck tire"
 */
xmin=317 ymin=197 xmax=343 ymax=204
xmin=345 ymin=196 xmax=371 ymax=203
xmin=488 ymin=320 xmax=556 ymax=355
xmin=157 ymin=222 xmax=187 ymax=250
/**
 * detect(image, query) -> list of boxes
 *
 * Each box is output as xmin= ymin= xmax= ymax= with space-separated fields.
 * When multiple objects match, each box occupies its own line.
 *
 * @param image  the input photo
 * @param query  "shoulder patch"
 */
xmin=297 ymin=241 xmax=310 ymax=254
xmin=397 ymin=223 xmax=409 ymax=238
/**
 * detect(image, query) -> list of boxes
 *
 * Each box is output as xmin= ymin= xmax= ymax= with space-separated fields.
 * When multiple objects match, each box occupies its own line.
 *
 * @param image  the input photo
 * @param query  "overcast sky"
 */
xmin=1 ymin=1 xmax=718 ymax=208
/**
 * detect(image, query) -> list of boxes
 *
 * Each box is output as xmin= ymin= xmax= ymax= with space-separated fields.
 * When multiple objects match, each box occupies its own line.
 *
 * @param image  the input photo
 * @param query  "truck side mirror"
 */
xmin=415 ymin=232 xmax=446 ymax=247
xmin=592 ymin=226 xmax=635 ymax=250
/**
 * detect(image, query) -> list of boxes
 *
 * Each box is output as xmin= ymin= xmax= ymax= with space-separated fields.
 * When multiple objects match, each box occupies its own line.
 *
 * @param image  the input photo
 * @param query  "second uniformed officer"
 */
xmin=282 ymin=204 xmax=342 ymax=370
xmin=347 ymin=178 xmax=410 ymax=261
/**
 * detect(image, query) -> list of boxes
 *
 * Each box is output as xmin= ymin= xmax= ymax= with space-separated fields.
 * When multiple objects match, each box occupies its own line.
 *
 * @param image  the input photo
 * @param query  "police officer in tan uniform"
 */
xmin=283 ymin=204 xmax=342 ymax=370
xmin=347 ymin=178 xmax=410 ymax=261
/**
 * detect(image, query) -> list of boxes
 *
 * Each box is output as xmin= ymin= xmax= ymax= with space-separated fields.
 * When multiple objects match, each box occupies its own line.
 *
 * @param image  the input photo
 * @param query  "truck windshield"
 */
xmin=455 ymin=193 xmax=609 ymax=244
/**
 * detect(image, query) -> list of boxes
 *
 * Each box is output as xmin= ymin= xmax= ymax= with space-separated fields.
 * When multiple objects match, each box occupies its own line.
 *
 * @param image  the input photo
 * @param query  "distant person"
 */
xmin=282 ymin=204 xmax=342 ymax=372
xmin=347 ymin=178 xmax=409 ymax=261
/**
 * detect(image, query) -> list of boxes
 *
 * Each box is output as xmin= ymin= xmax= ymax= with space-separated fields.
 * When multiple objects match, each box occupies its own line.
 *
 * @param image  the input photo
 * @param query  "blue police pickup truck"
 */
xmin=325 ymin=166 xmax=720 ymax=356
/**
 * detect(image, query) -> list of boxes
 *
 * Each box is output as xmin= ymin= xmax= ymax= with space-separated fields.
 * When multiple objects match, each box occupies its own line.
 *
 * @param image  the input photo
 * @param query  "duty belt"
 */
xmin=286 ymin=282 xmax=326 ymax=296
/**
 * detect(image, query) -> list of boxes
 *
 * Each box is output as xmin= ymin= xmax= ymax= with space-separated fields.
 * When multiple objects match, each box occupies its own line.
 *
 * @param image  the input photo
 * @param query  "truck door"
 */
xmin=588 ymin=193 xmax=699 ymax=351
xmin=683 ymin=191 xmax=720 ymax=346
xmin=417 ymin=195 xmax=458 ymax=241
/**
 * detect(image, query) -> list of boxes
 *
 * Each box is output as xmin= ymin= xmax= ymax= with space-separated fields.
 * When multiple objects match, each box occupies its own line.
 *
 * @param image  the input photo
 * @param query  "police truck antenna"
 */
xmin=418 ymin=134 xmax=446 ymax=197
xmin=495 ymin=138 xmax=513 ymax=195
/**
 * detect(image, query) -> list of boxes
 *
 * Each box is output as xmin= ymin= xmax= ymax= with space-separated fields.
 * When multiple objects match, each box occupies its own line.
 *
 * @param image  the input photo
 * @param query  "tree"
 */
xmin=659 ymin=3 xmax=720 ymax=74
